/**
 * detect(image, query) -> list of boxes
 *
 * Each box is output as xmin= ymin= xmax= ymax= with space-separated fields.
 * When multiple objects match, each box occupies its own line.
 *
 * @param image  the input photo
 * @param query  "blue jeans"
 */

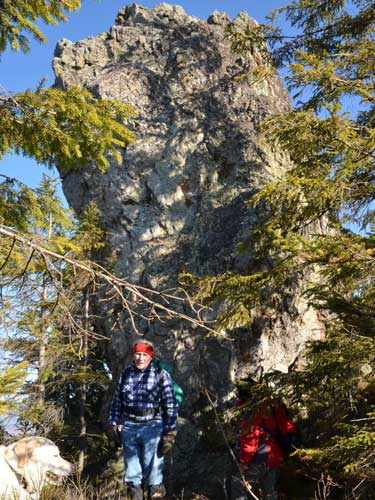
xmin=121 ymin=419 xmax=164 ymax=487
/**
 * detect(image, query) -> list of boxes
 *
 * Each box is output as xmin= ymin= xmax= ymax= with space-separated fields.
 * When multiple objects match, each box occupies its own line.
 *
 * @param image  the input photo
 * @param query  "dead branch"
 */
xmin=0 ymin=225 xmax=221 ymax=337
xmin=0 ymin=237 xmax=16 ymax=272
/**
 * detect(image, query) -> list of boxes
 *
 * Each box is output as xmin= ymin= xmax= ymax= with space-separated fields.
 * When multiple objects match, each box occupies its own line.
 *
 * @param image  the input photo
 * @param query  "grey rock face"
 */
xmin=53 ymin=4 xmax=323 ymax=493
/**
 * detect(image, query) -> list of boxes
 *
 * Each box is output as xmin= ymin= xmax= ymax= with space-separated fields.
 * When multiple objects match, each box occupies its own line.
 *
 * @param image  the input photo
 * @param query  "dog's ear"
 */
xmin=14 ymin=440 xmax=34 ymax=468
xmin=5 ymin=439 xmax=35 ymax=470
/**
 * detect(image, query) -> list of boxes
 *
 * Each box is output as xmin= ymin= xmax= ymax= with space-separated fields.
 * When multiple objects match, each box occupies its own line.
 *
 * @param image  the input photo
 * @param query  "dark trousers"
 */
xmin=229 ymin=463 xmax=279 ymax=500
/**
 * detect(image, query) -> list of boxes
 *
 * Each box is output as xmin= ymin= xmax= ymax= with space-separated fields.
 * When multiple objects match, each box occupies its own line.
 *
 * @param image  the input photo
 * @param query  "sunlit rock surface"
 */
xmin=53 ymin=4 xmax=323 ymax=496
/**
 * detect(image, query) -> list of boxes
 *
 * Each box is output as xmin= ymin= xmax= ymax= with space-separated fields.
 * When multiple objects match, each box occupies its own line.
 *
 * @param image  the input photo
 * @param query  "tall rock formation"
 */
xmin=53 ymin=3 xmax=323 ymax=495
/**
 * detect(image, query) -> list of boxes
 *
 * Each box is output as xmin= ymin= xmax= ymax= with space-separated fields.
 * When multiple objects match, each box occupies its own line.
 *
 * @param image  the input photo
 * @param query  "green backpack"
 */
xmin=152 ymin=357 xmax=184 ymax=406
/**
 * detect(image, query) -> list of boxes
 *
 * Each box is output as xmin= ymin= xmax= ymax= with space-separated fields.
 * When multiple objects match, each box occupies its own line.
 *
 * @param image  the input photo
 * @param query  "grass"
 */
xmin=38 ymin=478 xmax=126 ymax=500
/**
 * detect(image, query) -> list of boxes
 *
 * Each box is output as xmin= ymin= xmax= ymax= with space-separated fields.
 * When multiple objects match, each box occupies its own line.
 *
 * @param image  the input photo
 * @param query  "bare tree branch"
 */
xmin=0 ymin=225 xmax=222 ymax=337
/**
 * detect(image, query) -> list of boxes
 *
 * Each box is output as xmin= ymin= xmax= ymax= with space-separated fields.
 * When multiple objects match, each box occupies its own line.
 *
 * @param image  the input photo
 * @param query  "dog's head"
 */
xmin=4 ymin=437 xmax=73 ymax=491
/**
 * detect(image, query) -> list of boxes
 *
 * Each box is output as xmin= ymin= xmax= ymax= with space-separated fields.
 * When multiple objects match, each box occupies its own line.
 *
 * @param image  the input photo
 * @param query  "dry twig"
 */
xmin=0 ymin=225 xmax=221 ymax=337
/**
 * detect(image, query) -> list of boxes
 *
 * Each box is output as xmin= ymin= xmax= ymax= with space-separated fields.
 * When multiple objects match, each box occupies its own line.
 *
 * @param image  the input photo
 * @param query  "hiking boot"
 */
xmin=149 ymin=483 xmax=166 ymax=499
xmin=125 ymin=483 xmax=144 ymax=500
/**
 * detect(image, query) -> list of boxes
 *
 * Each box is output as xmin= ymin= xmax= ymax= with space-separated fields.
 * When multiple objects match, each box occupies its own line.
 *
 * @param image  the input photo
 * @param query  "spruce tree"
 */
xmin=2 ymin=176 xmax=78 ymax=432
xmin=202 ymin=1 xmax=375 ymax=496
xmin=0 ymin=1 xmax=135 ymax=427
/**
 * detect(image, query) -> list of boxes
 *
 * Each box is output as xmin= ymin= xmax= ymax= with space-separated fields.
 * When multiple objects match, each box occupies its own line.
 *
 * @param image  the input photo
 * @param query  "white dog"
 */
xmin=0 ymin=436 xmax=73 ymax=499
xmin=0 ymin=444 xmax=29 ymax=499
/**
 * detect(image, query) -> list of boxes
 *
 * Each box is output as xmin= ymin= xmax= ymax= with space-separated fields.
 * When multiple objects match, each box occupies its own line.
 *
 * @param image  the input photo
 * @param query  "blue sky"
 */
xmin=1 ymin=0 xmax=285 ymax=191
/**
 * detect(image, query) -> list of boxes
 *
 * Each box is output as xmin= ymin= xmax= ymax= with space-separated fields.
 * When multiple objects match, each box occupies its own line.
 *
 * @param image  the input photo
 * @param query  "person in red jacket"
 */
xmin=238 ymin=398 xmax=296 ymax=500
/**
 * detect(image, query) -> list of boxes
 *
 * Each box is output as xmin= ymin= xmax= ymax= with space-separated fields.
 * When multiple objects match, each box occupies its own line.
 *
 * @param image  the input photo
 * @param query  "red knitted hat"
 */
xmin=133 ymin=342 xmax=154 ymax=357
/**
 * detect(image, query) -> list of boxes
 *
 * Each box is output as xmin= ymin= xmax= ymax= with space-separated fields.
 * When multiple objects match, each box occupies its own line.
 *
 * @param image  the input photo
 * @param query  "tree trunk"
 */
xmin=37 ymin=212 xmax=53 ymax=407
xmin=78 ymin=287 xmax=89 ymax=472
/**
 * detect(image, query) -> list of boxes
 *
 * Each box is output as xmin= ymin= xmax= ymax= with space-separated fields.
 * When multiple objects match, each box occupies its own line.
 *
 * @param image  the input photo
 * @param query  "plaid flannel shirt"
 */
xmin=109 ymin=361 xmax=178 ymax=431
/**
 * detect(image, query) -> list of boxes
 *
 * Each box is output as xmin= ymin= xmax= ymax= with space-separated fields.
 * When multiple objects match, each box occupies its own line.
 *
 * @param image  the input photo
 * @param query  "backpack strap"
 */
xmin=271 ymin=406 xmax=295 ymax=453
xmin=152 ymin=357 xmax=164 ymax=390
xmin=272 ymin=407 xmax=280 ymax=434
xmin=155 ymin=359 xmax=164 ymax=402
